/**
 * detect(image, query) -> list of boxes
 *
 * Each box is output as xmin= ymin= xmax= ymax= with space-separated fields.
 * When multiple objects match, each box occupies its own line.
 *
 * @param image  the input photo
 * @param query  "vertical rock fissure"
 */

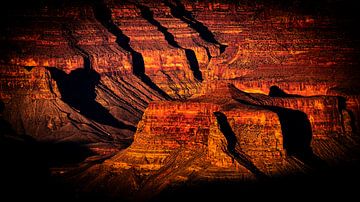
xmin=213 ymin=112 xmax=266 ymax=178
xmin=163 ymin=0 xmax=227 ymax=55
xmin=92 ymin=1 xmax=171 ymax=99
xmin=136 ymin=3 xmax=203 ymax=81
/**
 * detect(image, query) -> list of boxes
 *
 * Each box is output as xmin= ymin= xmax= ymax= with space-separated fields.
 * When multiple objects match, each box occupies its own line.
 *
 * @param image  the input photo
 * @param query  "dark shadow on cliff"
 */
xmin=339 ymin=96 xmax=357 ymax=133
xmin=275 ymin=108 xmax=312 ymax=157
xmin=184 ymin=49 xmax=202 ymax=81
xmin=213 ymin=111 xmax=266 ymax=178
xmin=136 ymin=3 xmax=203 ymax=81
xmin=47 ymin=67 xmax=135 ymax=131
xmin=232 ymin=86 xmax=325 ymax=168
xmin=0 ymin=118 xmax=96 ymax=201
xmin=0 ymin=101 xmax=16 ymax=136
xmin=92 ymin=1 xmax=171 ymax=99
xmin=153 ymin=158 xmax=360 ymax=202
xmin=164 ymin=0 xmax=227 ymax=54
xmin=269 ymin=85 xmax=303 ymax=97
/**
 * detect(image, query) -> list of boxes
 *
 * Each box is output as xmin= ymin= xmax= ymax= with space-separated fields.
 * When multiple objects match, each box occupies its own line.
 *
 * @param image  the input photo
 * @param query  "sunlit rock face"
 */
xmin=0 ymin=2 xmax=164 ymax=150
xmin=187 ymin=0 xmax=359 ymax=96
xmin=84 ymin=83 xmax=356 ymax=199
xmin=1 ymin=0 xmax=360 ymax=201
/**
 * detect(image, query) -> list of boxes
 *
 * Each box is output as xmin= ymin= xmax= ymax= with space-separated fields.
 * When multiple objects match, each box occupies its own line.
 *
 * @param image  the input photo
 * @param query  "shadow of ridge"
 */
xmin=0 ymin=131 xmax=99 ymax=201
xmin=338 ymin=95 xmax=357 ymax=133
xmin=232 ymin=90 xmax=326 ymax=168
xmin=213 ymin=111 xmax=266 ymax=178
xmin=267 ymin=106 xmax=319 ymax=162
xmin=136 ymin=3 xmax=203 ymax=81
xmin=47 ymin=67 xmax=136 ymax=132
xmin=153 ymin=158 xmax=360 ymax=202
xmin=92 ymin=1 xmax=171 ymax=99
xmin=184 ymin=49 xmax=203 ymax=81
xmin=269 ymin=85 xmax=303 ymax=97
xmin=164 ymin=0 xmax=228 ymax=53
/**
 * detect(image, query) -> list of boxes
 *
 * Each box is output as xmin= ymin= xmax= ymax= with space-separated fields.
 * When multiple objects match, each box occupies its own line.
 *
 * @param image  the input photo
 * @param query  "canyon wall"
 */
xmin=1 ymin=0 xmax=359 ymax=200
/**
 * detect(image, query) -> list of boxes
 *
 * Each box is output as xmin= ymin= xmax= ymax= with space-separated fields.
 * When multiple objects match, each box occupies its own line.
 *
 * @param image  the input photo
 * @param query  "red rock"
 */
xmin=0 ymin=2 xmax=165 ymax=146
xmin=0 ymin=0 xmax=359 ymax=200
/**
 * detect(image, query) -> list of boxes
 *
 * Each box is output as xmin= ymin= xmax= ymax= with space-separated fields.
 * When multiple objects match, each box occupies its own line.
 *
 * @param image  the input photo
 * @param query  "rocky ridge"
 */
xmin=0 ymin=0 xmax=359 ymax=201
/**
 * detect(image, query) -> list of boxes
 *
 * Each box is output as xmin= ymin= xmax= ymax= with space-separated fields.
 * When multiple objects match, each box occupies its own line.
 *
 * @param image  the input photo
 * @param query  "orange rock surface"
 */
xmin=1 ymin=0 xmax=360 ymax=200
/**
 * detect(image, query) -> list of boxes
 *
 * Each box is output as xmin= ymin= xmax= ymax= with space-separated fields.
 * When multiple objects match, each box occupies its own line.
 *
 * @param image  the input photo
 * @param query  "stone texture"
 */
xmin=1 ymin=0 xmax=360 ymax=201
xmin=0 ymin=2 xmax=165 ymax=151
xmin=107 ymin=0 xmax=203 ymax=98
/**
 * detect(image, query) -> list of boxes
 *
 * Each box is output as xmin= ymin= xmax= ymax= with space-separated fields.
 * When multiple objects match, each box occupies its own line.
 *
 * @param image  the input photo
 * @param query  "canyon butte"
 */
xmin=1 ymin=0 xmax=360 ymax=201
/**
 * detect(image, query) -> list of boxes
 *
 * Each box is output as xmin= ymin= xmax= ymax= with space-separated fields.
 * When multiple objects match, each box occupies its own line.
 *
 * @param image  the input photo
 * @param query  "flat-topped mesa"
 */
xmin=106 ymin=82 xmax=356 ymax=183
xmin=211 ymin=106 xmax=285 ymax=175
xmin=0 ymin=65 xmax=57 ymax=100
xmin=106 ymin=84 xmax=288 ymax=179
xmin=109 ymin=102 xmax=221 ymax=171
xmin=263 ymin=96 xmax=344 ymax=139
xmin=107 ymin=0 xmax=201 ymax=98
xmin=205 ymin=82 xmax=350 ymax=138
xmin=231 ymin=80 xmax=338 ymax=96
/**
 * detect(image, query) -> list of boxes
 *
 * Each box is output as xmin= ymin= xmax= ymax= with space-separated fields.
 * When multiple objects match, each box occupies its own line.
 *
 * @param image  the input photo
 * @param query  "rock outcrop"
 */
xmin=0 ymin=2 xmax=165 ymax=151
xmin=1 ymin=0 xmax=360 ymax=201
xmin=79 ymin=83 xmax=358 ymax=199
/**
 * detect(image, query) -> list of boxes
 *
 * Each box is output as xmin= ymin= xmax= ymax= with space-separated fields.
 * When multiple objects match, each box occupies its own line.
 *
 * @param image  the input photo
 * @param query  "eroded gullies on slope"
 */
xmin=1 ymin=0 xmax=360 ymax=200
xmin=164 ymin=0 xmax=227 ymax=55
xmin=100 ymin=0 xmax=204 ymax=99
xmin=48 ymin=67 xmax=136 ymax=131
xmin=136 ymin=3 xmax=203 ymax=81
xmin=93 ymin=0 xmax=172 ymax=99
xmin=88 ymin=82 xmax=358 ymax=199
xmin=0 ymin=2 xmax=167 ymax=147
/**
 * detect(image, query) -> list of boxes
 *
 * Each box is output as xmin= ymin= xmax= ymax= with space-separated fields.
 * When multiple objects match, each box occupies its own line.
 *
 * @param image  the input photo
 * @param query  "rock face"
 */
xmin=186 ymin=0 xmax=360 ymax=96
xmin=1 ymin=0 xmax=360 ymax=201
xmin=83 ymin=83 xmax=356 ymax=199
xmin=0 ymin=2 xmax=165 ymax=150
xmin=103 ymin=0 xmax=203 ymax=98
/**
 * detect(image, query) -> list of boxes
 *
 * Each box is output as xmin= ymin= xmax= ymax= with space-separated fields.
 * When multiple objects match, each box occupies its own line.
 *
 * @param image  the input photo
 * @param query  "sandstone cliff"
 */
xmin=1 ymin=0 xmax=359 ymax=201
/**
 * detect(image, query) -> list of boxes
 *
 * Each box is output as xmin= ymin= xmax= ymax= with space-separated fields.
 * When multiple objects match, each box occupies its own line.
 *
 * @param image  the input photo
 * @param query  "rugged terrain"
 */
xmin=1 ymin=0 xmax=360 ymax=201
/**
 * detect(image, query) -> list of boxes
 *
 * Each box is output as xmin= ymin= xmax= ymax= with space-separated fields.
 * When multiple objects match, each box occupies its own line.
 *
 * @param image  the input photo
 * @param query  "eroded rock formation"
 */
xmin=1 ymin=0 xmax=360 ymax=201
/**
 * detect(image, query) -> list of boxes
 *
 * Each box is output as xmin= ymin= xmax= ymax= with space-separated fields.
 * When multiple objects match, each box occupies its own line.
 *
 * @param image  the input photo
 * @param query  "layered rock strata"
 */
xmin=80 ymin=83 xmax=358 ymax=199
xmin=0 ymin=3 xmax=165 ymax=150
xmin=105 ymin=0 xmax=205 ymax=98
xmin=0 ymin=0 xmax=359 ymax=200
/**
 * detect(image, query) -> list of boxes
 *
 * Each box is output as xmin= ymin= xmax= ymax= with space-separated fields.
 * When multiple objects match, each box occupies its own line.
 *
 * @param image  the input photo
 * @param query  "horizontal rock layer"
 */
xmin=1 ymin=0 xmax=359 ymax=200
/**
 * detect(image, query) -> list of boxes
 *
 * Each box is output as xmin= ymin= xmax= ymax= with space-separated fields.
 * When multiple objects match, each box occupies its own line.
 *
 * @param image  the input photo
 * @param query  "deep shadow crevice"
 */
xmin=164 ymin=0 xmax=227 ymax=54
xmin=338 ymin=96 xmax=357 ymax=135
xmin=213 ymin=111 xmax=267 ymax=178
xmin=92 ymin=1 xmax=171 ymax=99
xmin=269 ymin=85 xmax=302 ymax=97
xmin=47 ymin=67 xmax=136 ymax=132
xmin=0 ymin=131 xmax=99 ymax=201
xmin=136 ymin=3 xmax=203 ymax=81
xmin=233 ymin=90 xmax=326 ymax=168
